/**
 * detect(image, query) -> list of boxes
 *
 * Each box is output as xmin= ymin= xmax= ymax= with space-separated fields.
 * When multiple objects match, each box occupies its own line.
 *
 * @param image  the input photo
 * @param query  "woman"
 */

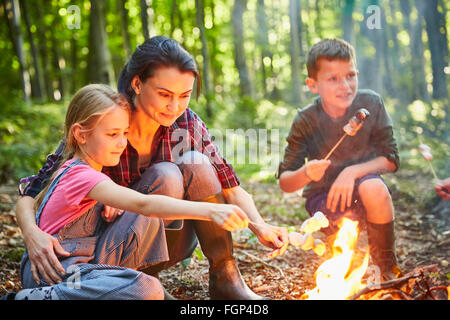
xmin=16 ymin=36 xmax=289 ymax=300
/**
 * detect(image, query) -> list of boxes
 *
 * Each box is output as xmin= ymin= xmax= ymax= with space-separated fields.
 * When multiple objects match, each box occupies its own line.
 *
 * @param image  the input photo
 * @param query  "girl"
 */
xmin=13 ymin=84 xmax=248 ymax=300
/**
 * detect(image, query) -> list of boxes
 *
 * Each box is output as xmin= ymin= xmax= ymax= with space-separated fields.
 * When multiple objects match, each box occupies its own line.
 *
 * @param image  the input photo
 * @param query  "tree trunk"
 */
xmin=50 ymin=14 xmax=65 ymax=100
xmin=380 ymin=8 xmax=395 ymax=97
xmin=6 ymin=0 xmax=30 ymax=103
xmin=419 ymin=0 xmax=448 ymax=99
xmin=195 ymin=0 xmax=212 ymax=119
xmin=117 ymin=0 xmax=132 ymax=59
xmin=295 ymin=0 xmax=304 ymax=57
xmin=289 ymin=0 xmax=301 ymax=103
xmin=256 ymin=0 xmax=272 ymax=96
xmin=341 ymin=0 xmax=354 ymax=44
xmin=402 ymin=0 xmax=429 ymax=101
xmin=88 ymin=0 xmax=114 ymax=85
xmin=70 ymin=33 xmax=78 ymax=95
xmin=140 ymin=0 xmax=150 ymax=40
xmin=34 ymin=1 xmax=52 ymax=101
xmin=19 ymin=0 xmax=44 ymax=101
xmin=232 ymin=0 xmax=252 ymax=98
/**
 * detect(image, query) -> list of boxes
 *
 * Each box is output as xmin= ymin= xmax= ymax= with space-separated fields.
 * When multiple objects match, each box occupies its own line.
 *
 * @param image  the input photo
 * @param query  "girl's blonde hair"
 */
xmin=34 ymin=84 xmax=130 ymax=211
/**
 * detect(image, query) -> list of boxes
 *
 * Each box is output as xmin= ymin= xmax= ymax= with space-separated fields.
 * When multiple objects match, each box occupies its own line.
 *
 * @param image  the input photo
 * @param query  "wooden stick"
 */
xmin=427 ymin=160 xmax=439 ymax=181
xmin=247 ymin=220 xmax=268 ymax=228
xmin=324 ymin=133 xmax=347 ymax=160
xmin=237 ymin=249 xmax=285 ymax=277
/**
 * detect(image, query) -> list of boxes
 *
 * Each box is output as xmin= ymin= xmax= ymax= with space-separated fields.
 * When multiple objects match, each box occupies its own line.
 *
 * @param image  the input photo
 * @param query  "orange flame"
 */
xmin=302 ymin=217 xmax=369 ymax=300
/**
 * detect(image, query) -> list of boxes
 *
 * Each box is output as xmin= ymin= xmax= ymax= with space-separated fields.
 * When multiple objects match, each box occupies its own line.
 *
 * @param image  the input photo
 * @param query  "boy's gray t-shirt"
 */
xmin=277 ymin=89 xmax=399 ymax=199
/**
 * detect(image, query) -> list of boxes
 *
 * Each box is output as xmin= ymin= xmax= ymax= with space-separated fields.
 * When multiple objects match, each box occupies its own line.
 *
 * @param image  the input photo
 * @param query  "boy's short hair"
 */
xmin=306 ymin=38 xmax=356 ymax=79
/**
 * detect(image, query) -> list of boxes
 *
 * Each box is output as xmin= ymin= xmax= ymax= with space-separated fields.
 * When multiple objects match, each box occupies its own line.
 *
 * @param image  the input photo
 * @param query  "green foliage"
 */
xmin=0 ymin=100 xmax=66 ymax=184
xmin=0 ymin=247 xmax=25 ymax=263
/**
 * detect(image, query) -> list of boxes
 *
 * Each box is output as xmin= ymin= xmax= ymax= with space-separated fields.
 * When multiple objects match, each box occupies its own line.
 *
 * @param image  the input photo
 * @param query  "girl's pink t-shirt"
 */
xmin=38 ymin=158 xmax=110 ymax=235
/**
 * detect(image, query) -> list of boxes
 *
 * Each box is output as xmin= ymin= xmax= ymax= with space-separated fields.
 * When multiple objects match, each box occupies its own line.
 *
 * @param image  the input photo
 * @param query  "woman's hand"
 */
xmin=252 ymin=223 xmax=289 ymax=259
xmin=326 ymin=166 xmax=358 ymax=213
xmin=101 ymin=205 xmax=125 ymax=223
xmin=208 ymin=204 xmax=249 ymax=232
xmin=23 ymin=226 xmax=70 ymax=285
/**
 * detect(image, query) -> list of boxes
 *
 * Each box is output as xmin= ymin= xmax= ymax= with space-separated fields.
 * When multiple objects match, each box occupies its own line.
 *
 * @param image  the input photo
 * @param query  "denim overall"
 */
xmin=20 ymin=158 xmax=170 ymax=299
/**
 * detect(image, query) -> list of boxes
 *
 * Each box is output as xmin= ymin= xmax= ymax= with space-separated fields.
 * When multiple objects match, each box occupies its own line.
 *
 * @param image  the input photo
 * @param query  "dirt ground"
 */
xmin=1 ymin=169 xmax=449 ymax=299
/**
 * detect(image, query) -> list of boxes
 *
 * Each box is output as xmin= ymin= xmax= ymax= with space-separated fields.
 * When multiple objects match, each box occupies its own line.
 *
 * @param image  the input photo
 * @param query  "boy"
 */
xmin=278 ymin=39 xmax=401 ymax=280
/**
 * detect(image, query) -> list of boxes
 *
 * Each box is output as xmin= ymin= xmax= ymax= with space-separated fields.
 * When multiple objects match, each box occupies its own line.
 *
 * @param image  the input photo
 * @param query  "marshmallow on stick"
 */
xmin=418 ymin=143 xmax=439 ymax=180
xmin=324 ymin=108 xmax=370 ymax=160
xmin=289 ymin=211 xmax=330 ymax=255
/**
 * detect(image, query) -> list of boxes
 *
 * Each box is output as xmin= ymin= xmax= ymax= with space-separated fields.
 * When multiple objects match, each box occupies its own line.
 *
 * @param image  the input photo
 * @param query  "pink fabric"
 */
xmin=38 ymin=158 xmax=110 ymax=235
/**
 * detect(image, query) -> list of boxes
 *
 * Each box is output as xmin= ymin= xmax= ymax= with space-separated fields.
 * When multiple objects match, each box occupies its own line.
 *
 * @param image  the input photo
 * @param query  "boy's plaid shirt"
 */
xmin=19 ymin=108 xmax=240 ymax=197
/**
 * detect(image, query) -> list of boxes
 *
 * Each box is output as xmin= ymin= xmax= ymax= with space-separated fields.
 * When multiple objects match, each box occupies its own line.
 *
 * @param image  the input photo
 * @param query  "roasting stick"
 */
xmin=247 ymin=220 xmax=268 ymax=228
xmin=428 ymin=161 xmax=439 ymax=181
xmin=418 ymin=143 xmax=439 ymax=181
xmin=324 ymin=133 xmax=349 ymax=160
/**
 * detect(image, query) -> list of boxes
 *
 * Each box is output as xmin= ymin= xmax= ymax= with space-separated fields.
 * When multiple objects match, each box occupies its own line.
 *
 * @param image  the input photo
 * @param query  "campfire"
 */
xmin=301 ymin=217 xmax=369 ymax=300
xmin=297 ymin=216 xmax=449 ymax=300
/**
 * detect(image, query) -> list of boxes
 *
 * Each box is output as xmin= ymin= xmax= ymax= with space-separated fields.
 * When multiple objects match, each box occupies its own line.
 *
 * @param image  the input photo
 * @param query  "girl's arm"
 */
xmin=88 ymin=180 xmax=249 ymax=232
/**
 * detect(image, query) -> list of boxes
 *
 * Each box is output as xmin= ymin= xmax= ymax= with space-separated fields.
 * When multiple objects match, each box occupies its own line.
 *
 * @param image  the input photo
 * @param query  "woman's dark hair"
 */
xmin=118 ymin=36 xmax=201 ymax=109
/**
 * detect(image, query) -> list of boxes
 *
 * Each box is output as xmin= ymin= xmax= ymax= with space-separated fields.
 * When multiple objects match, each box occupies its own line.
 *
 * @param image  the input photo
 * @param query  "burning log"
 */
xmin=349 ymin=264 xmax=449 ymax=300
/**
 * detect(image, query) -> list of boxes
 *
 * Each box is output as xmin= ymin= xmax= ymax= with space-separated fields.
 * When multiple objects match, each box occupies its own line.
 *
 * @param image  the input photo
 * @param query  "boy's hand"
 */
xmin=327 ymin=166 xmax=358 ymax=213
xmin=305 ymin=159 xmax=331 ymax=181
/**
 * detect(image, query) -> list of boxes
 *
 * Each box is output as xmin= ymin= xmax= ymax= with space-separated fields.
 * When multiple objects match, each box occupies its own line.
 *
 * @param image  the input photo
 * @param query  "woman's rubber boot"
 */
xmin=195 ymin=193 xmax=268 ymax=300
xmin=367 ymin=221 xmax=402 ymax=281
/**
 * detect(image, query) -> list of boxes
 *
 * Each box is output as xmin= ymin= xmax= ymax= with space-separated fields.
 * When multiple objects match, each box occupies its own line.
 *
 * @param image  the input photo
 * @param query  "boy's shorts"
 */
xmin=305 ymin=174 xmax=390 ymax=234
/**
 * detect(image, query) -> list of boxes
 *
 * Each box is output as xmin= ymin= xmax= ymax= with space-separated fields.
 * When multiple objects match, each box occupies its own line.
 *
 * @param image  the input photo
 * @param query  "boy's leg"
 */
xmin=358 ymin=177 xmax=401 ymax=280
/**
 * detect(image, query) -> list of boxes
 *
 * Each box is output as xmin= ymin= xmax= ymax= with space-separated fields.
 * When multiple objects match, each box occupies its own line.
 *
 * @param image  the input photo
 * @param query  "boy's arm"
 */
xmin=279 ymin=159 xmax=331 ymax=193
xmin=278 ymin=112 xmax=312 ymax=192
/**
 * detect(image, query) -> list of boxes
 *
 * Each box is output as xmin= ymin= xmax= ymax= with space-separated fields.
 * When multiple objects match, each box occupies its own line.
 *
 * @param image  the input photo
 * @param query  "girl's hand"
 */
xmin=252 ymin=223 xmax=290 ymax=259
xmin=101 ymin=205 xmax=125 ymax=223
xmin=209 ymin=204 xmax=249 ymax=231
xmin=326 ymin=166 xmax=358 ymax=213
xmin=305 ymin=159 xmax=331 ymax=182
xmin=23 ymin=226 xmax=70 ymax=285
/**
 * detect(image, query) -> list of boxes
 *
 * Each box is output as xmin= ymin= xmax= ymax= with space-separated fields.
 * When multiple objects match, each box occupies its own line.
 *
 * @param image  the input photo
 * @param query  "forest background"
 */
xmin=1 ymin=0 xmax=448 ymax=185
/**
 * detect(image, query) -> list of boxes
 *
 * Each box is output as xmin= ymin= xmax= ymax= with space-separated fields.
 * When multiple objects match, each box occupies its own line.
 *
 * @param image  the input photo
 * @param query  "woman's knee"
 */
xmin=136 ymin=162 xmax=184 ymax=198
xmin=178 ymin=151 xmax=222 ymax=200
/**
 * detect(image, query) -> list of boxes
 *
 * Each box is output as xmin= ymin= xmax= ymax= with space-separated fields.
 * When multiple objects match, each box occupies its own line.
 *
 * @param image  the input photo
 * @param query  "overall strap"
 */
xmin=35 ymin=158 xmax=86 ymax=226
